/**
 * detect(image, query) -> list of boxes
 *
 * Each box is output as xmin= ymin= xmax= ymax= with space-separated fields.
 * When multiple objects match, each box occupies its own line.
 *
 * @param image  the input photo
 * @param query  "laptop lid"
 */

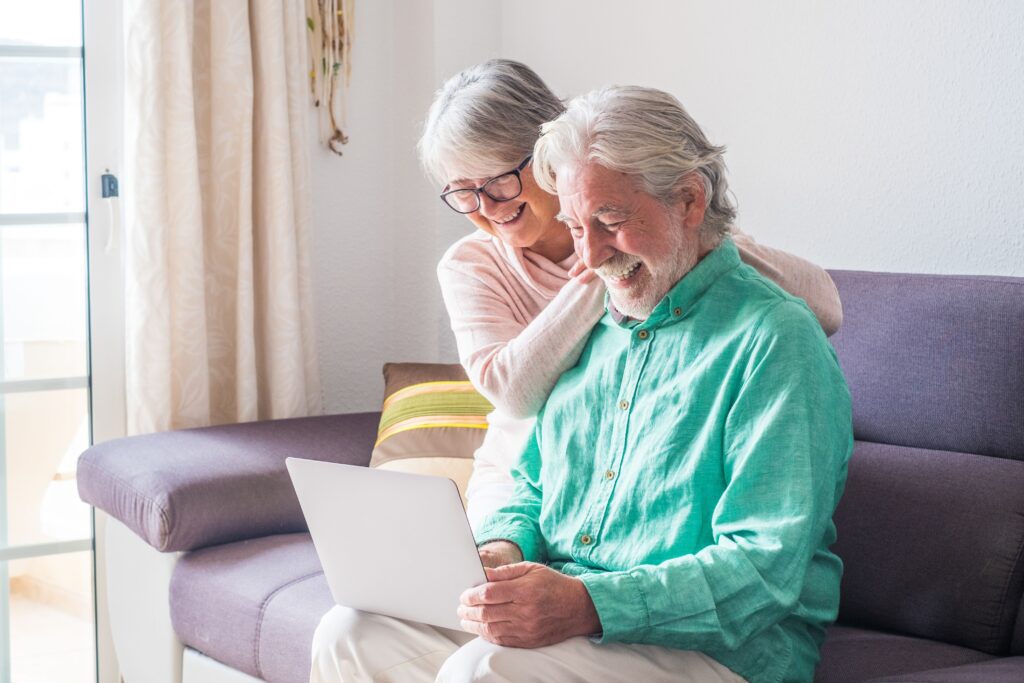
xmin=286 ymin=457 xmax=486 ymax=631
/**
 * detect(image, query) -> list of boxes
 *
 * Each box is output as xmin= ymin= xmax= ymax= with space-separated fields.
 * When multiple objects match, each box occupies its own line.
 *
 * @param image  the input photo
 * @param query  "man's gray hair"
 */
xmin=418 ymin=59 xmax=565 ymax=184
xmin=533 ymin=85 xmax=736 ymax=241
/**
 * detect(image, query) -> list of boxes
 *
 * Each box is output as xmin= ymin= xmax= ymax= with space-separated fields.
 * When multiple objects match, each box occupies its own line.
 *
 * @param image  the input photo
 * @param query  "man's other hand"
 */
xmin=477 ymin=541 xmax=523 ymax=568
xmin=457 ymin=562 xmax=602 ymax=648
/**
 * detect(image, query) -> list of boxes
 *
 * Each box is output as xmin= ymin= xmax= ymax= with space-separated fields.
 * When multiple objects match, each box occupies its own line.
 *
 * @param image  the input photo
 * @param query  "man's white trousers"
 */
xmin=310 ymin=605 xmax=746 ymax=683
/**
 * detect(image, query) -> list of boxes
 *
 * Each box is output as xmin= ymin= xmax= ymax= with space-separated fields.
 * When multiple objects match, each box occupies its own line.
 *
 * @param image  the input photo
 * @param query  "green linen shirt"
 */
xmin=477 ymin=238 xmax=853 ymax=683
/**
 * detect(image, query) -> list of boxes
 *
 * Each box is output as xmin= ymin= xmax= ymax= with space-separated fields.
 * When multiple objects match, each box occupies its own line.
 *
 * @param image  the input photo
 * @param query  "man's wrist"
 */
xmin=572 ymin=577 xmax=602 ymax=637
xmin=476 ymin=538 xmax=521 ymax=552
xmin=475 ymin=519 xmax=546 ymax=564
xmin=477 ymin=539 xmax=524 ymax=568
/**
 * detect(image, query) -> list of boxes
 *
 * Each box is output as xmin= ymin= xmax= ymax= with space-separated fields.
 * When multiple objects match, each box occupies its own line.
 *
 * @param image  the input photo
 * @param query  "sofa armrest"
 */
xmin=77 ymin=412 xmax=380 ymax=552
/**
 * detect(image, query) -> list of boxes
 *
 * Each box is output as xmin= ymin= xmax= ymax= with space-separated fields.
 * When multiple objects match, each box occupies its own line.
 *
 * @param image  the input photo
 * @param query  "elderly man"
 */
xmin=312 ymin=86 xmax=852 ymax=683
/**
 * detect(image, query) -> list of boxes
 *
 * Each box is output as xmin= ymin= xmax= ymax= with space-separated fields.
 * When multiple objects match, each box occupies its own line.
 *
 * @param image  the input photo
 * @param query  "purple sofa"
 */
xmin=78 ymin=270 xmax=1024 ymax=683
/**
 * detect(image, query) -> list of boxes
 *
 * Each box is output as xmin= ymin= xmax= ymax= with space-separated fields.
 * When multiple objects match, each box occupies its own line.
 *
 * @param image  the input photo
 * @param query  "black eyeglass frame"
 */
xmin=439 ymin=155 xmax=533 ymax=214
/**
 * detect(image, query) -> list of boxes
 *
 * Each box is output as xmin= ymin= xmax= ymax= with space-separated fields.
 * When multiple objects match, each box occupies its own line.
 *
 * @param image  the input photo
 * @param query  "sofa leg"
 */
xmin=103 ymin=513 xmax=184 ymax=683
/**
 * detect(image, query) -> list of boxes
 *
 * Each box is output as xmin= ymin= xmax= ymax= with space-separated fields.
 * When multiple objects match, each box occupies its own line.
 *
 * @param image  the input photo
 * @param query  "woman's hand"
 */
xmin=568 ymin=259 xmax=598 ymax=284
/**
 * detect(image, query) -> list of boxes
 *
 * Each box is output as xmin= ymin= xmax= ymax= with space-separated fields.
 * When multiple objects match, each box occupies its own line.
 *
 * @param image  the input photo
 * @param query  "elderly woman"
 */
xmin=310 ymin=59 xmax=841 ymax=682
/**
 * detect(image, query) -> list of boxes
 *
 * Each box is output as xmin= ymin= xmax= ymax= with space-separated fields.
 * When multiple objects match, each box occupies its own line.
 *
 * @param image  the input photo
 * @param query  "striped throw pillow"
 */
xmin=369 ymin=363 xmax=493 ymax=506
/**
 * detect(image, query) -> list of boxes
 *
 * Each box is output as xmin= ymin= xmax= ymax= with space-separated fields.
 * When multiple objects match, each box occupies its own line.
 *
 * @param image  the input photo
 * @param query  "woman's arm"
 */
xmin=437 ymin=250 xmax=605 ymax=419
xmin=437 ymin=229 xmax=840 ymax=423
xmin=733 ymin=229 xmax=843 ymax=336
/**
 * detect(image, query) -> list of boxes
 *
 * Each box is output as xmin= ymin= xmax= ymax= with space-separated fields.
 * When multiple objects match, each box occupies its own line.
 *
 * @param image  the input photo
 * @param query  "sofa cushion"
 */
xmin=873 ymin=656 xmax=1024 ymax=681
xmin=828 ymin=271 xmax=1024 ymax=461
xmin=833 ymin=442 xmax=1024 ymax=654
xmin=814 ymin=625 xmax=994 ymax=682
xmin=169 ymin=533 xmax=332 ymax=683
xmin=257 ymin=568 xmax=335 ymax=683
xmin=1014 ymin=596 xmax=1024 ymax=654
xmin=78 ymin=412 xmax=380 ymax=551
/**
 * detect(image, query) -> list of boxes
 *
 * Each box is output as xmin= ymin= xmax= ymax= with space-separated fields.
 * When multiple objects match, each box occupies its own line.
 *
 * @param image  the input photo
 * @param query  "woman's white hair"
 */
xmin=533 ymin=85 xmax=736 ymax=241
xmin=418 ymin=59 xmax=565 ymax=184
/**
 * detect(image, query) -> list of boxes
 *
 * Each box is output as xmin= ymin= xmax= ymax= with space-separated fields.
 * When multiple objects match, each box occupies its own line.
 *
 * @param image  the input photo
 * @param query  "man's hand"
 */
xmin=477 ymin=541 xmax=523 ymax=569
xmin=458 ymin=562 xmax=602 ymax=648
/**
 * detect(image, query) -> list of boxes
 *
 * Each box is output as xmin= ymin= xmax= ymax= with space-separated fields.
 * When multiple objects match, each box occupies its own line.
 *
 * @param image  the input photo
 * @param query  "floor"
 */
xmin=8 ymin=591 xmax=94 ymax=682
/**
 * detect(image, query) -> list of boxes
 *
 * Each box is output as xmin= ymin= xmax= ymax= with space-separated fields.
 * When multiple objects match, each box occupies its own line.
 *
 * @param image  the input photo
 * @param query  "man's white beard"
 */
xmin=608 ymin=278 xmax=664 ymax=320
xmin=605 ymin=234 xmax=699 ymax=321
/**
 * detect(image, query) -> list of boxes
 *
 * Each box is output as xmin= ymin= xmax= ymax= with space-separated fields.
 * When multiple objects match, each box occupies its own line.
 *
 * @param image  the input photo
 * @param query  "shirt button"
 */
xmin=618 ymin=399 xmax=630 ymax=410
xmin=673 ymin=307 xmax=682 ymax=317
xmin=580 ymin=534 xmax=593 ymax=545
xmin=637 ymin=330 xmax=649 ymax=340
xmin=605 ymin=469 xmax=616 ymax=480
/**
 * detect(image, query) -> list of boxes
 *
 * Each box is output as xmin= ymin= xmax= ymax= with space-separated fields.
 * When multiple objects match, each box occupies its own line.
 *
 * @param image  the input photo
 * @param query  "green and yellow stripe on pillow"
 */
xmin=375 ymin=380 xmax=494 ymax=446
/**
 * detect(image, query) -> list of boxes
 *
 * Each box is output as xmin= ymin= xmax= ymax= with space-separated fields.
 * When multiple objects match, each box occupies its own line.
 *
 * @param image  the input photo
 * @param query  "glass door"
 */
xmin=0 ymin=2 xmax=98 ymax=681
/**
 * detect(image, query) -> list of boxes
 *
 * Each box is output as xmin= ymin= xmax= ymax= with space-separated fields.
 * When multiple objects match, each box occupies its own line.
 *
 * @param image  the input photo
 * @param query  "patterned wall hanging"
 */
xmin=307 ymin=0 xmax=353 ymax=155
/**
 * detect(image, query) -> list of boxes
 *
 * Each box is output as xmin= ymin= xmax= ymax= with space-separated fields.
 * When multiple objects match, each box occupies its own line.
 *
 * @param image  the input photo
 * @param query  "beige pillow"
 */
xmin=370 ymin=363 xmax=493 ymax=506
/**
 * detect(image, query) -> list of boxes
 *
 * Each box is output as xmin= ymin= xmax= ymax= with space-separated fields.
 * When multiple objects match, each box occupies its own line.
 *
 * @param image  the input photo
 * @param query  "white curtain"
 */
xmin=124 ymin=0 xmax=322 ymax=434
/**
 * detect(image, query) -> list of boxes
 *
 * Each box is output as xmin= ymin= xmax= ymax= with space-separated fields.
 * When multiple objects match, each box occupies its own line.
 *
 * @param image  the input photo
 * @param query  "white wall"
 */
xmin=310 ymin=0 xmax=498 ymax=413
xmin=498 ymin=0 xmax=1024 ymax=276
xmin=312 ymin=0 xmax=1024 ymax=414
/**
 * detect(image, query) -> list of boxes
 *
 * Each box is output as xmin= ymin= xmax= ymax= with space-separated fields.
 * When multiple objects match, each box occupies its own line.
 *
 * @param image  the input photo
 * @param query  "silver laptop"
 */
xmin=286 ymin=457 xmax=486 ymax=631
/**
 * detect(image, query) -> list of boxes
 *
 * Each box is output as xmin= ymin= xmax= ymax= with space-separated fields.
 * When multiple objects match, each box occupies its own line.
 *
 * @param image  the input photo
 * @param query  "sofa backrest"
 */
xmin=828 ymin=271 xmax=1023 ymax=459
xmin=827 ymin=270 xmax=1024 ymax=656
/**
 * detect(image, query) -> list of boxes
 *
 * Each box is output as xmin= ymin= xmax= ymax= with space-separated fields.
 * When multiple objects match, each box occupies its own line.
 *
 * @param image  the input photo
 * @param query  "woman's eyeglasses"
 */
xmin=440 ymin=156 xmax=532 ymax=214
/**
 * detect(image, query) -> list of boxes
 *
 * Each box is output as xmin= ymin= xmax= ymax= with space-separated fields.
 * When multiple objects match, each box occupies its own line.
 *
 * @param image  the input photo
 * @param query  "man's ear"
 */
xmin=676 ymin=173 xmax=707 ymax=230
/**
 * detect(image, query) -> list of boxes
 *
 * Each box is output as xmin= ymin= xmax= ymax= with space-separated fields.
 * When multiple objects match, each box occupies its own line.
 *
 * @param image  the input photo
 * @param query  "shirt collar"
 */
xmin=607 ymin=237 xmax=741 ymax=328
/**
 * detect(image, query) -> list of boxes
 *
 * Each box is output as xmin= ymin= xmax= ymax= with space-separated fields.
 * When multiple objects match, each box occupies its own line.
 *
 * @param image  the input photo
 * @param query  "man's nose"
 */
xmin=578 ymin=227 xmax=615 ymax=270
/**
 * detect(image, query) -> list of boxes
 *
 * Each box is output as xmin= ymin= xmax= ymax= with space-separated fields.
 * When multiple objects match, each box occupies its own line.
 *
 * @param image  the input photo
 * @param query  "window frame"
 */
xmin=82 ymin=2 xmax=127 ymax=682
